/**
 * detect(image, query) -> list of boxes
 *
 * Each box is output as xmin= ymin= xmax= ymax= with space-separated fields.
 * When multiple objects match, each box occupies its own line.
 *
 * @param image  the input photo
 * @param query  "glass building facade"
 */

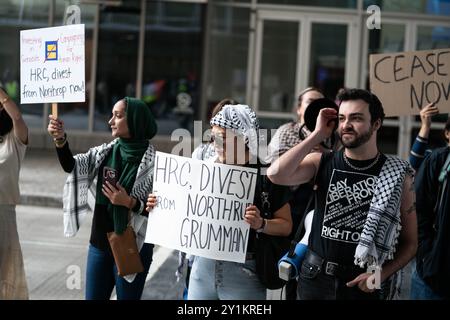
xmin=1 ymin=0 xmax=449 ymax=157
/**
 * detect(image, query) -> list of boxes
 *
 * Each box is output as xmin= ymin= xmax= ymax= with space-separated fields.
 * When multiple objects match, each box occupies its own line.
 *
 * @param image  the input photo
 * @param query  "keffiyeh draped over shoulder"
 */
xmin=354 ymin=155 xmax=414 ymax=299
xmin=62 ymin=140 xmax=155 ymax=250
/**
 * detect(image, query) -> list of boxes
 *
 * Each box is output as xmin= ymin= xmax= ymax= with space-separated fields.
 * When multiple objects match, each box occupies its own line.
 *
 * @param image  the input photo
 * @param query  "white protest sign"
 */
xmin=20 ymin=24 xmax=85 ymax=104
xmin=145 ymin=152 xmax=258 ymax=263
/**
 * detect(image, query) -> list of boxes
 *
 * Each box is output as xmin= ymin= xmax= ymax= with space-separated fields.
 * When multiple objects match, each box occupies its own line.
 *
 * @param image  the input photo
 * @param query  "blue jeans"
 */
xmin=410 ymin=269 xmax=443 ymax=300
xmin=187 ymin=256 xmax=266 ymax=300
xmin=85 ymin=243 xmax=153 ymax=300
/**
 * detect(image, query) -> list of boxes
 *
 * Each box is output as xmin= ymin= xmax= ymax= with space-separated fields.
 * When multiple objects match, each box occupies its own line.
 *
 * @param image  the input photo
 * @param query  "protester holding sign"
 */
xmin=0 ymin=87 xmax=29 ymax=300
xmin=184 ymin=104 xmax=291 ymax=300
xmin=47 ymin=97 xmax=157 ymax=300
xmin=175 ymin=98 xmax=238 ymax=300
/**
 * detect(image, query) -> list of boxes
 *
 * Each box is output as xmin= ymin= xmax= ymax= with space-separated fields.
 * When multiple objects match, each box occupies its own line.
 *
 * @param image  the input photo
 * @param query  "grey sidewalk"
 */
xmin=19 ymin=148 xmax=66 ymax=208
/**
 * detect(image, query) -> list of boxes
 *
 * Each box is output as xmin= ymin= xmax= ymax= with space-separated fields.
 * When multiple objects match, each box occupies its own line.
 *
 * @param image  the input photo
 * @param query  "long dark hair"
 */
xmin=0 ymin=108 xmax=13 ymax=136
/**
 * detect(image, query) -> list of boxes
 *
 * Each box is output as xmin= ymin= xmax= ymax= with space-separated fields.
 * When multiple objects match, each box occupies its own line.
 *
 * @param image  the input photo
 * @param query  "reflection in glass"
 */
xmin=309 ymin=23 xmax=347 ymax=100
xmin=94 ymin=1 xmax=140 ymax=131
xmin=364 ymin=0 xmax=450 ymax=16
xmin=366 ymin=24 xmax=405 ymax=91
xmin=417 ymin=25 xmax=450 ymax=50
xmin=258 ymin=0 xmax=356 ymax=8
xmin=142 ymin=1 xmax=204 ymax=134
xmin=258 ymin=20 xmax=298 ymax=113
xmin=206 ymin=5 xmax=250 ymax=118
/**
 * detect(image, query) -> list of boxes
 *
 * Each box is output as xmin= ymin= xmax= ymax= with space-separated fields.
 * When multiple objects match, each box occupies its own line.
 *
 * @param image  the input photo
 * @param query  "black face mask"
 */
xmin=0 ymin=109 xmax=13 ymax=136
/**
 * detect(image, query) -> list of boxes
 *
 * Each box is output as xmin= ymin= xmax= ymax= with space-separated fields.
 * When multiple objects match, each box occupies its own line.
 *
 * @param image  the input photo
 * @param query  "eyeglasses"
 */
xmin=211 ymin=134 xmax=225 ymax=147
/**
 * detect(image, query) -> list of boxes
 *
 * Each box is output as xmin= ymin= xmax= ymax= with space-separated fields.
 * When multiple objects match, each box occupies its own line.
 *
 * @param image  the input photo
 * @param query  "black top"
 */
xmin=245 ymin=162 xmax=292 ymax=253
xmin=56 ymin=142 xmax=144 ymax=251
xmin=415 ymin=146 xmax=450 ymax=297
xmin=309 ymin=150 xmax=387 ymax=265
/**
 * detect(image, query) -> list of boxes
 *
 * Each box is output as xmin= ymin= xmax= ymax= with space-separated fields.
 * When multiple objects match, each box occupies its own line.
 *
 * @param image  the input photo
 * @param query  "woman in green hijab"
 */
xmin=48 ymin=97 xmax=157 ymax=300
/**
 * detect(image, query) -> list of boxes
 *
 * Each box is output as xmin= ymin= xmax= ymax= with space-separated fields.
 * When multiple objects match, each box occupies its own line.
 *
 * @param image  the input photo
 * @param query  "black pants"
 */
xmin=297 ymin=255 xmax=380 ymax=300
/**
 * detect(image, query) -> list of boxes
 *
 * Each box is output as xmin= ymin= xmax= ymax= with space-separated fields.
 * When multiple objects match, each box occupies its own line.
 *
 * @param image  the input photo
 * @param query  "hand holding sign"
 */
xmin=145 ymin=152 xmax=258 ymax=263
xmin=244 ymin=205 xmax=263 ymax=230
xmin=47 ymin=114 xmax=65 ymax=140
xmin=146 ymin=193 xmax=157 ymax=212
xmin=419 ymin=102 xmax=439 ymax=127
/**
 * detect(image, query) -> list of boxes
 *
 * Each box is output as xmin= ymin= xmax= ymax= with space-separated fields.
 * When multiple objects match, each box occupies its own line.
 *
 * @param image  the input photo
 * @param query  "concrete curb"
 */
xmin=20 ymin=194 xmax=62 ymax=208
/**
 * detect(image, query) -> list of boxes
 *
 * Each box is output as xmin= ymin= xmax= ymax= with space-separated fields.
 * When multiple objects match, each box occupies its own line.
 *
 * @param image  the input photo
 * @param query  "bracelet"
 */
xmin=256 ymin=218 xmax=266 ymax=233
xmin=54 ymin=133 xmax=67 ymax=147
xmin=1 ymin=96 xmax=9 ymax=105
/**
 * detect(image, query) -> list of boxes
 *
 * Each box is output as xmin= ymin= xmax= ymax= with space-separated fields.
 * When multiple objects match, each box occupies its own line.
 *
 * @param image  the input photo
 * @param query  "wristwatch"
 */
xmin=256 ymin=218 xmax=266 ymax=233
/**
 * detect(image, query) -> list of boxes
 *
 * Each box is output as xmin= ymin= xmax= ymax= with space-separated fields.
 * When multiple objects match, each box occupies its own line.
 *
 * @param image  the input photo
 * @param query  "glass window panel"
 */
xmin=53 ymin=2 xmax=96 ymax=130
xmin=365 ymin=23 xmax=405 ymax=93
xmin=258 ymin=20 xmax=298 ymax=113
xmin=142 ymin=1 xmax=205 ymax=135
xmin=417 ymin=25 xmax=450 ymax=50
xmin=206 ymin=5 xmax=250 ymax=118
xmin=309 ymin=23 xmax=347 ymax=100
xmin=94 ymin=0 xmax=140 ymax=131
xmin=0 ymin=0 xmax=49 ymax=128
xmin=364 ymin=0 xmax=450 ymax=16
xmin=258 ymin=0 xmax=357 ymax=8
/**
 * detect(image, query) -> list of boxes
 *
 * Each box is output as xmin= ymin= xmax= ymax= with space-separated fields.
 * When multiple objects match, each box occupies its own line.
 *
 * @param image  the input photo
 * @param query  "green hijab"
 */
xmin=97 ymin=97 xmax=157 ymax=234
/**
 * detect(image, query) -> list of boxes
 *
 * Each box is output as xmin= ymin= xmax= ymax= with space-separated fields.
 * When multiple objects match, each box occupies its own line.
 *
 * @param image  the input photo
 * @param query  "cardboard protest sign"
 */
xmin=370 ymin=48 xmax=450 ymax=117
xmin=20 ymin=24 xmax=85 ymax=104
xmin=145 ymin=152 xmax=258 ymax=263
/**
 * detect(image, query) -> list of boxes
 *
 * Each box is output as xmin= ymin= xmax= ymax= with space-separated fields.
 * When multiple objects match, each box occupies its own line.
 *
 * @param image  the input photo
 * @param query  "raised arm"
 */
xmin=47 ymin=114 xmax=75 ymax=173
xmin=0 ymin=87 xmax=28 ymax=144
xmin=267 ymin=108 xmax=337 ymax=186
xmin=409 ymin=103 xmax=438 ymax=170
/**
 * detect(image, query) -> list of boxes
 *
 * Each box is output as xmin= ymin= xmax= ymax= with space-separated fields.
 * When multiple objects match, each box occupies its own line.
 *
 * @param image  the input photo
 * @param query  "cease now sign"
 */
xmin=20 ymin=24 xmax=85 ymax=104
xmin=370 ymin=48 xmax=450 ymax=117
xmin=145 ymin=152 xmax=258 ymax=263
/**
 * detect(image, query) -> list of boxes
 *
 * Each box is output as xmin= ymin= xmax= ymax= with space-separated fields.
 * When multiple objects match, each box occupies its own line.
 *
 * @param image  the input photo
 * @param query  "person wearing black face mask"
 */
xmin=0 ymin=86 xmax=29 ymax=299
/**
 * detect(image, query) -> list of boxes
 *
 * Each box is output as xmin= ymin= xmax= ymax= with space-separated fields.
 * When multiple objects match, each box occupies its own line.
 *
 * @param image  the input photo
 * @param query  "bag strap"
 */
xmin=286 ymin=151 xmax=333 ymax=257
xmin=258 ymin=166 xmax=272 ymax=219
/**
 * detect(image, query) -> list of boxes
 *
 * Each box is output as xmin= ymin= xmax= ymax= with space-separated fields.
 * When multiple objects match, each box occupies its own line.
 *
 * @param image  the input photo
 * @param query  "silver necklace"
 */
xmin=343 ymin=152 xmax=380 ymax=171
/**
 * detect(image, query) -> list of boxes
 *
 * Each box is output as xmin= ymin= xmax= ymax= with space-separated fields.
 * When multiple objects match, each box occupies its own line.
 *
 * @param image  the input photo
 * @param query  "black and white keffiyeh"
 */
xmin=210 ymin=104 xmax=261 ymax=156
xmin=62 ymin=139 xmax=155 ymax=280
xmin=266 ymin=122 xmax=311 ymax=163
xmin=354 ymin=155 xmax=414 ymax=299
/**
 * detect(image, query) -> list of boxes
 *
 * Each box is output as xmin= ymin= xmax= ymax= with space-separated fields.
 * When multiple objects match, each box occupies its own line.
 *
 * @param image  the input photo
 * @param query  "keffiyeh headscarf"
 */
xmin=210 ymin=104 xmax=260 ymax=156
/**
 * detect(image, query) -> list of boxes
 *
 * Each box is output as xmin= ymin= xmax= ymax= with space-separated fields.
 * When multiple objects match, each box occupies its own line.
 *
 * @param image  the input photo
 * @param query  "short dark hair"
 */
xmin=297 ymin=87 xmax=323 ymax=106
xmin=337 ymin=88 xmax=385 ymax=125
xmin=0 ymin=109 xmax=13 ymax=136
